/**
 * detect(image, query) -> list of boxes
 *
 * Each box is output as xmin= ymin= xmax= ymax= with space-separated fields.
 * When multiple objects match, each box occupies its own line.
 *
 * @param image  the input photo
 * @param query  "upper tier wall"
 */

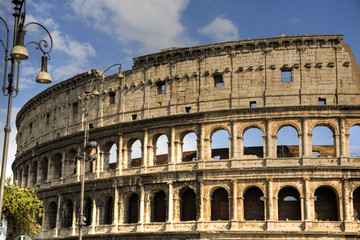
xmin=15 ymin=34 xmax=360 ymax=155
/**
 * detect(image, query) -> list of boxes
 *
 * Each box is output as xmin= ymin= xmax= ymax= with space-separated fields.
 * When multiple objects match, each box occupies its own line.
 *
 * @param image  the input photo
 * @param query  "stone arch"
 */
xmin=23 ymin=164 xmax=29 ymax=187
xmin=102 ymin=196 xmax=114 ymax=225
xmin=353 ymin=187 xmax=360 ymax=220
xmin=314 ymin=186 xmax=339 ymax=221
xmin=62 ymin=199 xmax=73 ymax=228
xmin=242 ymin=126 xmax=264 ymax=158
xmin=240 ymin=123 xmax=266 ymax=137
xmin=84 ymin=197 xmax=92 ymax=226
xmin=46 ymin=201 xmax=57 ymax=229
xmin=209 ymin=126 xmax=230 ymax=160
xmin=311 ymin=125 xmax=335 ymax=158
xmin=275 ymin=125 xmax=299 ymax=158
xmin=277 ymin=186 xmax=301 ymax=220
xmin=150 ymin=190 xmax=167 ymax=222
xmin=124 ymin=191 xmax=139 ymax=224
xmin=30 ymin=160 xmax=38 ymax=186
xmin=181 ymin=131 xmax=198 ymax=162
xmin=349 ymin=125 xmax=360 ymax=157
xmin=102 ymin=141 xmax=117 ymax=171
xmin=180 ymin=187 xmax=197 ymax=221
xmin=211 ymin=187 xmax=229 ymax=220
xmin=39 ymin=156 xmax=48 ymax=183
xmin=243 ymin=186 xmax=265 ymax=220
xmin=50 ymin=152 xmax=62 ymax=179
xmin=126 ymin=138 xmax=142 ymax=168
xmin=65 ymin=148 xmax=77 ymax=177
xmin=153 ymin=133 xmax=169 ymax=166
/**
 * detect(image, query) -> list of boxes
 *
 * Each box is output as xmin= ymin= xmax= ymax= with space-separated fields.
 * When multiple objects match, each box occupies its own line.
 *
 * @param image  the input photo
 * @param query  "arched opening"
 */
xmin=353 ymin=187 xmax=360 ymax=220
xmin=23 ymin=165 xmax=29 ymax=187
xmin=314 ymin=187 xmax=338 ymax=221
xmin=30 ymin=161 xmax=38 ymax=186
xmin=18 ymin=168 xmax=22 ymax=187
xmin=109 ymin=143 xmax=117 ymax=170
xmin=62 ymin=200 xmax=73 ymax=228
xmin=278 ymin=187 xmax=301 ymax=220
xmin=211 ymin=188 xmax=229 ymax=220
xmin=312 ymin=126 xmax=335 ymax=158
xmin=182 ymin=132 xmax=197 ymax=162
xmin=130 ymin=139 xmax=142 ymax=167
xmin=243 ymin=128 xmax=263 ymax=158
xmin=243 ymin=187 xmax=264 ymax=220
xmin=211 ymin=129 xmax=229 ymax=160
xmin=51 ymin=153 xmax=62 ymax=179
xmin=181 ymin=188 xmax=197 ymax=221
xmin=104 ymin=197 xmax=114 ymax=225
xmin=84 ymin=197 xmax=92 ymax=226
xmin=349 ymin=126 xmax=360 ymax=157
xmin=39 ymin=157 xmax=48 ymax=183
xmin=46 ymin=202 xmax=57 ymax=229
xmin=276 ymin=126 xmax=299 ymax=158
xmin=155 ymin=134 xmax=169 ymax=165
xmin=127 ymin=193 xmax=139 ymax=223
xmin=152 ymin=190 xmax=167 ymax=222
xmin=65 ymin=149 xmax=77 ymax=177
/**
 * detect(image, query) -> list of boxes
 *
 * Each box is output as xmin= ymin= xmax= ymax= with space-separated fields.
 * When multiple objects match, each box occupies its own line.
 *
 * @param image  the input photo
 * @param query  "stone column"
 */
xmin=238 ymin=136 xmax=244 ymax=158
xmin=266 ymin=179 xmax=274 ymax=230
xmin=55 ymin=194 xmax=62 ymax=235
xmin=231 ymin=180 xmax=238 ymax=229
xmin=298 ymin=133 xmax=303 ymax=158
xmin=167 ymin=182 xmax=174 ymax=230
xmin=238 ymin=196 xmax=244 ymax=221
xmin=340 ymin=118 xmax=346 ymax=157
xmin=231 ymin=121 xmax=238 ymax=160
xmin=47 ymin=153 xmax=52 ymax=182
xmin=343 ymin=178 xmax=353 ymax=231
xmin=198 ymin=124 xmax=205 ymax=161
xmin=90 ymin=198 xmax=96 ymax=233
xmin=142 ymin=130 xmax=148 ymax=170
xmin=169 ymin=126 xmax=176 ymax=165
xmin=265 ymin=119 xmax=273 ymax=158
xmin=139 ymin=184 xmax=145 ymax=231
xmin=197 ymin=180 xmax=205 ymax=230
xmin=302 ymin=118 xmax=310 ymax=158
xmin=304 ymin=178 xmax=311 ymax=221
xmin=117 ymin=134 xmax=123 ymax=175
xmin=61 ymin=150 xmax=66 ymax=179
xmin=334 ymin=133 xmax=340 ymax=158
xmin=113 ymin=184 xmax=119 ymax=229
xmin=71 ymin=199 xmax=77 ymax=235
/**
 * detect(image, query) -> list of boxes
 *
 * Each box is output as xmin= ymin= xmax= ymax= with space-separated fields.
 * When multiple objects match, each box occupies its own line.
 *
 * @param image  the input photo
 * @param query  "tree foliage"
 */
xmin=2 ymin=177 xmax=43 ymax=239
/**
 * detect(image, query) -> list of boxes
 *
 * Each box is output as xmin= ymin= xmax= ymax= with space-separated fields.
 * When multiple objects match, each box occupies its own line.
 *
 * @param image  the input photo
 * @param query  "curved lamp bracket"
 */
xmin=23 ymin=22 xmax=53 ymax=55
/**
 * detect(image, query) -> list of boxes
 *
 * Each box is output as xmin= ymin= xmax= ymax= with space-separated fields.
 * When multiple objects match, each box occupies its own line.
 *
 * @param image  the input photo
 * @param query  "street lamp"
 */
xmin=0 ymin=0 xmax=53 ymax=232
xmin=77 ymin=64 xmax=123 ymax=240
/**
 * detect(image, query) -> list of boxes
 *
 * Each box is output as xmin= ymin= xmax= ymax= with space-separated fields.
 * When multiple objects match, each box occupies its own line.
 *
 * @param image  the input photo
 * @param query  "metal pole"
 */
xmin=79 ymin=96 xmax=89 ymax=240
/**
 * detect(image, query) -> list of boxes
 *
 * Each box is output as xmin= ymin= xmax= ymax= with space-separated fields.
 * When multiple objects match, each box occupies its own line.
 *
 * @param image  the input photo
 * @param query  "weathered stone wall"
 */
xmin=12 ymin=35 xmax=360 ymax=240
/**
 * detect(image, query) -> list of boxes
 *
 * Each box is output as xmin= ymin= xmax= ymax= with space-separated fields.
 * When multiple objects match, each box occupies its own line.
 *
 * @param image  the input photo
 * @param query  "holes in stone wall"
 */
xmin=276 ymin=126 xmax=299 ymax=158
xmin=211 ymin=188 xmax=229 ymax=220
xmin=349 ymin=126 xmax=360 ymax=157
xmin=211 ymin=129 xmax=229 ymax=160
xmin=311 ymin=126 xmax=334 ymax=158
xmin=314 ymin=187 xmax=338 ymax=221
xmin=244 ymin=187 xmax=264 ymax=220
xmin=278 ymin=187 xmax=301 ymax=220
xmin=243 ymin=128 xmax=263 ymax=158
xmin=182 ymin=132 xmax=197 ymax=162
xmin=155 ymin=134 xmax=168 ymax=165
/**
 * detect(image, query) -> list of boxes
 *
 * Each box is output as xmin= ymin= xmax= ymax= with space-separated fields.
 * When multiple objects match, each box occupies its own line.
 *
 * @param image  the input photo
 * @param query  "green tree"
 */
xmin=2 ymin=177 xmax=43 ymax=239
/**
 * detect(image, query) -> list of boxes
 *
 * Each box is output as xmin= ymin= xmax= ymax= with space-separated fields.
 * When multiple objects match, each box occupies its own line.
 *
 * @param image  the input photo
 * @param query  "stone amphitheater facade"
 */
xmin=12 ymin=34 xmax=360 ymax=240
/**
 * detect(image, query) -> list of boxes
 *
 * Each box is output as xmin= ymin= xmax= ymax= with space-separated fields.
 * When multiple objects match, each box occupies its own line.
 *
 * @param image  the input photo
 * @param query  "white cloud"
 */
xmin=198 ymin=17 xmax=239 ymax=42
xmin=70 ymin=0 xmax=193 ymax=54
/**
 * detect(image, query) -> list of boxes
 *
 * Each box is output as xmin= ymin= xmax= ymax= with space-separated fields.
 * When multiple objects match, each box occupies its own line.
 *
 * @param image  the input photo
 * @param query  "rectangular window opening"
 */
xmin=250 ymin=101 xmax=256 ymax=108
xmin=214 ymin=74 xmax=224 ymax=87
xmin=109 ymin=92 xmax=116 ymax=104
xmin=185 ymin=107 xmax=192 ymax=113
xmin=157 ymin=82 xmax=166 ymax=94
xmin=281 ymin=70 xmax=292 ymax=83
xmin=318 ymin=97 xmax=326 ymax=105
xmin=132 ymin=114 xmax=137 ymax=120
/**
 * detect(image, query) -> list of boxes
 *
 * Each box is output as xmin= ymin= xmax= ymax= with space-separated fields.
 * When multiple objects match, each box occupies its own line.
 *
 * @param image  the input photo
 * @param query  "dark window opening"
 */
xmin=318 ymin=97 xmax=326 ymax=105
xmin=84 ymin=198 xmax=92 ymax=226
xmin=157 ymin=82 xmax=166 ymax=94
xmin=46 ymin=112 xmax=51 ymax=125
xmin=109 ymin=92 xmax=115 ymax=104
xmin=128 ymin=194 xmax=139 ymax=223
xmin=132 ymin=114 xmax=137 ymax=120
xmin=104 ymin=197 xmax=114 ymax=225
xmin=185 ymin=107 xmax=192 ymax=113
xmin=214 ymin=74 xmax=224 ymax=87
xmin=353 ymin=188 xmax=360 ymax=220
xmin=278 ymin=187 xmax=301 ymax=220
xmin=181 ymin=188 xmax=197 ymax=221
xmin=47 ymin=202 xmax=57 ymax=229
xmin=250 ymin=101 xmax=256 ymax=108
xmin=314 ymin=187 xmax=338 ymax=221
xmin=244 ymin=187 xmax=264 ymax=220
xmin=153 ymin=191 xmax=167 ymax=222
xmin=89 ymin=123 xmax=94 ymax=129
xmin=211 ymin=188 xmax=229 ymax=220
xmin=62 ymin=201 xmax=73 ymax=228
xmin=281 ymin=70 xmax=292 ymax=82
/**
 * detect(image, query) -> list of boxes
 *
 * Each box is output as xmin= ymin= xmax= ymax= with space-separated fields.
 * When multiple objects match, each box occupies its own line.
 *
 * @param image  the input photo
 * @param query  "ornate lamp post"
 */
xmin=0 ymin=0 xmax=53 ymax=231
xmin=77 ymin=64 xmax=123 ymax=240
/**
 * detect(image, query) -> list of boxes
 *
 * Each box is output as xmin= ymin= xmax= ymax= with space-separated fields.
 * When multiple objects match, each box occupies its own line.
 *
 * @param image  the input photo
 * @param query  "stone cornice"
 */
xmin=132 ymin=34 xmax=343 ymax=70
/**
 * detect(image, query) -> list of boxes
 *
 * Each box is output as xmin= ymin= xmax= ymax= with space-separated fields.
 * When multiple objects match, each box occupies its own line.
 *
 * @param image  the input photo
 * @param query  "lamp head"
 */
xmin=10 ymin=29 xmax=29 ymax=60
xmin=36 ymin=55 xmax=52 ymax=84
xmin=117 ymin=65 xmax=124 ymax=79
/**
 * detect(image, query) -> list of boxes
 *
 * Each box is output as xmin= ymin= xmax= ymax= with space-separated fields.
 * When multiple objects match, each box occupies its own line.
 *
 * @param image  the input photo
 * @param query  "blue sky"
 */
xmin=0 ymin=0 xmax=360 ymax=179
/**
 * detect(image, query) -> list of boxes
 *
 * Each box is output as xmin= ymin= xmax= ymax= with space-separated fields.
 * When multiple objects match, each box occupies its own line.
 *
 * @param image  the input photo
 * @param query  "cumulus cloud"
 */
xmin=70 ymin=0 xmax=193 ymax=54
xmin=198 ymin=17 xmax=239 ymax=42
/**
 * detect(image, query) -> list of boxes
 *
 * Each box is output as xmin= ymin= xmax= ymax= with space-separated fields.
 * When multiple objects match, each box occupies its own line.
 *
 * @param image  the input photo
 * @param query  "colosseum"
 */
xmin=12 ymin=34 xmax=360 ymax=240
